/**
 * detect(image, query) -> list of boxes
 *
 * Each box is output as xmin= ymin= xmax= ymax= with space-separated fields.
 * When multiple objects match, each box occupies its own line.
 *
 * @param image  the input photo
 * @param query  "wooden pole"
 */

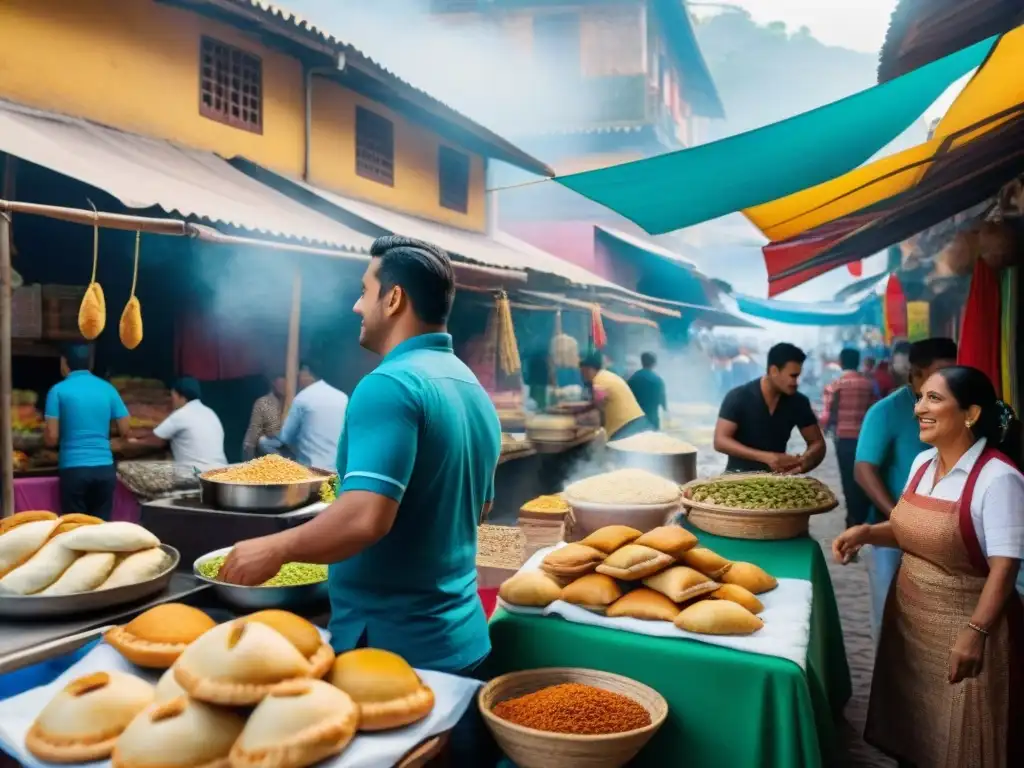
xmin=282 ymin=270 xmax=302 ymax=421
xmin=0 ymin=213 xmax=13 ymax=517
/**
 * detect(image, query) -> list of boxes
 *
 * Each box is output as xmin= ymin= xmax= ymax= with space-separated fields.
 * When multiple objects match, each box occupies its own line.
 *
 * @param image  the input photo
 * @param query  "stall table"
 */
xmin=13 ymin=476 xmax=140 ymax=522
xmin=485 ymin=528 xmax=851 ymax=768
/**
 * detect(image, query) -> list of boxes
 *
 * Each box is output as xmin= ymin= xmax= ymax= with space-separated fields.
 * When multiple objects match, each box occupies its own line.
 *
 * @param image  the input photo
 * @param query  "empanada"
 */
xmin=0 ymin=510 xmax=57 ymax=534
xmin=40 ymin=552 xmax=117 ymax=596
xmin=606 ymin=588 xmax=680 ymax=622
xmin=329 ymin=648 xmax=434 ymax=731
xmin=0 ymin=519 xmax=57 ymax=578
xmin=26 ymin=671 xmax=155 ymax=763
xmin=679 ymin=547 xmax=732 ymax=579
xmin=58 ymin=513 xmax=105 ymax=527
xmin=243 ymin=610 xmax=335 ymax=678
xmin=595 ymin=544 xmax=673 ymax=581
xmin=154 ymin=668 xmax=187 ymax=703
xmin=112 ymin=696 xmax=245 ymax=768
xmin=560 ymin=573 xmax=622 ymax=613
xmin=60 ymin=522 xmax=160 ymax=553
xmin=710 ymin=583 xmax=764 ymax=615
xmin=540 ymin=543 xmax=606 ymax=578
xmin=175 ymin=620 xmax=314 ymax=706
xmin=107 ymin=603 xmax=217 ymax=669
xmin=633 ymin=526 xmax=699 ymax=557
xmin=721 ymin=562 xmax=778 ymax=594
xmin=498 ymin=570 xmax=563 ymax=608
xmin=98 ymin=547 xmax=172 ymax=590
xmin=0 ymin=532 xmax=80 ymax=595
xmin=579 ymin=525 xmax=642 ymax=554
xmin=642 ymin=566 xmax=717 ymax=603
xmin=231 ymin=680 xmax=359 ymax=768
xmin=675 ymin=599 xmax=764 ymax=635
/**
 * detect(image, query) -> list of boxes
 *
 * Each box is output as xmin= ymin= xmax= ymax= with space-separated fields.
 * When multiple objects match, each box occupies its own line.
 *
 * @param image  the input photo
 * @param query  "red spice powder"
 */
xmin=492 ymin=683 xmax=651 ymax=735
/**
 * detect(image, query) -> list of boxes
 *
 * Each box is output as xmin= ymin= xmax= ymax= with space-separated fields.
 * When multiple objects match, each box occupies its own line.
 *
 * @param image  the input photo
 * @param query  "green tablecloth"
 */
xmin=486 ymin=530 xmax=851 ymax=767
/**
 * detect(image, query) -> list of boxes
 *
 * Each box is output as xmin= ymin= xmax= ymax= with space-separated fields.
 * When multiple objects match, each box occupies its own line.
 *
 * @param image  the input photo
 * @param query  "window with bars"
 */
xmin=199 ymin=37 xmax=263 ymax=133
xmin=355 ymin=107 xmax=395 ymax=186
xmin=438 ymin=146 xmax=470 ymax=213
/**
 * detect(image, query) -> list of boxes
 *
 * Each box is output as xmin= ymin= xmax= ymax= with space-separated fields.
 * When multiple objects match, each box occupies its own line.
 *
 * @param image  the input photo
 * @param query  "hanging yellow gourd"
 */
xmin=119 ymin=231 xmax=143 ymax=350
xmin=496 ymin=291 xmax=521 ymax=375
xmin=549 ymin=309 xmax=579 ymax=369
xmin=77 ymin=216 xmax=106 ymax=340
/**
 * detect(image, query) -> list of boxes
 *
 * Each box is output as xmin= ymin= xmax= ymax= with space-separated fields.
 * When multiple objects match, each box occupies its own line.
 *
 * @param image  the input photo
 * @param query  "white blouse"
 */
xmin=904 ymin=438 xmax=1024 ymax=560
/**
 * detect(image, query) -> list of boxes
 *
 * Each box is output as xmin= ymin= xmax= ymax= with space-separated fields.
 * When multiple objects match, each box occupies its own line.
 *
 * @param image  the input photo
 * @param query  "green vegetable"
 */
xmin=197 ymin=556 xmax=327 ymax=587
xmin=690 ymin=477 xmax=833 ymax=511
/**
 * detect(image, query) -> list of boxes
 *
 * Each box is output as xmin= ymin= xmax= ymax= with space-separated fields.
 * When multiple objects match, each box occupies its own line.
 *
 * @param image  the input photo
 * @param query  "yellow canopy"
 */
xmin=746 ymin=24 xmax=1024 ymax=242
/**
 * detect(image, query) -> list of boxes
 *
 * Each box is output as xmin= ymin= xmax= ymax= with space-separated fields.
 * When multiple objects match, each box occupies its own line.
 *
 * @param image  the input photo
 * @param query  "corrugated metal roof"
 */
xmin=0 ymin=100 xmax=373 ymax=252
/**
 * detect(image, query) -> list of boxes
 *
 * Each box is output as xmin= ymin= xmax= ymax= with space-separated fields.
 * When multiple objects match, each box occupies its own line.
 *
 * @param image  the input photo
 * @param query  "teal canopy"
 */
xmin=554 ymin=36 xmax=997 ymax=235
xmin=734 ymin=293 xmax=881 ymax=327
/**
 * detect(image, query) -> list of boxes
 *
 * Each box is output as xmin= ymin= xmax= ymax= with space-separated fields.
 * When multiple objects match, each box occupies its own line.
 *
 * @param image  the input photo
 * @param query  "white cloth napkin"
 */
xmin=499 ymin=543 xmax=813 ymax=669
xmin=0 ymin=643 xmax=481 ymax=768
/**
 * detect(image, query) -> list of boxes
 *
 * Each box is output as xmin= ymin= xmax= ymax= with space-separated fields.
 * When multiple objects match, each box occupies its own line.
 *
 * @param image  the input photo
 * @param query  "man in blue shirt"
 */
xmin=854 ymin=337 xmax=957 ymax=644
xmin=44 ymin=344 xmax=130 ymax=519
xmin=628 ymin=352 xmax=668 ymax=430
xmin=220 ymin=236 xmax=500 ymax=675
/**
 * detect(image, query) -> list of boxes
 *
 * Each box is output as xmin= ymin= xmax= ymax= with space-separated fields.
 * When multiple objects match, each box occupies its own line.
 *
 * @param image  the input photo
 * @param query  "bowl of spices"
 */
xmin=193 ymin=547 xmax=329 ymax=610
xmin=479 ymin=667 xmax=667 ymax=768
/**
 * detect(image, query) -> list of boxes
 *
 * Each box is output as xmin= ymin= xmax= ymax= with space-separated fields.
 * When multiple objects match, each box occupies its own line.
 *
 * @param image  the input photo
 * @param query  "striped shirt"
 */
xmin=820 ymin=371 xmax=876 ymax=440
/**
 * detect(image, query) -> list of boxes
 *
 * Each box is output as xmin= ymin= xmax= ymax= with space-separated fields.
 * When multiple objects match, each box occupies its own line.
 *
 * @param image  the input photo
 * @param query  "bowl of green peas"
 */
xmin=193 ymin=547 xmax=329 ymax=610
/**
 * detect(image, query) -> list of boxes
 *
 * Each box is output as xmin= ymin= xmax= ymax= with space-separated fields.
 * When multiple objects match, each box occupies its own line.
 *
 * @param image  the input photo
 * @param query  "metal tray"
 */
xmin=198 ymin=466 xmax=335 ymax=513
xmin=0 ymin=545 xmax=181 ymax=619
xmin=193 ymin=547 xmax=328 ymax=611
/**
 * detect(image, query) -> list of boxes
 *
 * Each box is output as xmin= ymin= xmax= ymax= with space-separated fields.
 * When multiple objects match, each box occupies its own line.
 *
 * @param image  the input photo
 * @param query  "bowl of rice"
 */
xmin=562 ymin=468 xmax=682 ymax=540
xmin=193 ymin=547 xmax=329 ymax=610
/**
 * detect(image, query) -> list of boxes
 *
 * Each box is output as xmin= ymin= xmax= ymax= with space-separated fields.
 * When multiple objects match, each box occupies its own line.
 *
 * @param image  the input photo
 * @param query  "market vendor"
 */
xmin=219 ymin=235 xmax=500 ymax=677
xmin=579 ymin=351 xmax=650 ymax=440
xmin=714 ymin=342 xmax=826 ymax=474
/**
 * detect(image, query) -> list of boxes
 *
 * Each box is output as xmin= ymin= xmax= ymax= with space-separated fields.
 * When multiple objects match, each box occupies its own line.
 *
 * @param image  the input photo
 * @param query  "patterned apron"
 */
xmin=865 ymin=447 xmax=1024 ymax=767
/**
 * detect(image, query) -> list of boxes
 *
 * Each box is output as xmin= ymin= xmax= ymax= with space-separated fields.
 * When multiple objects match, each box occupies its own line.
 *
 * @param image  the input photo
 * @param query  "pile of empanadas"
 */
xmin=499 ymin=524 xmax=778 ymax=637
xmin=0 ymin=514 xmax=172 ymax=597
xmin=26 ymin=604 xmax=437 ymax=768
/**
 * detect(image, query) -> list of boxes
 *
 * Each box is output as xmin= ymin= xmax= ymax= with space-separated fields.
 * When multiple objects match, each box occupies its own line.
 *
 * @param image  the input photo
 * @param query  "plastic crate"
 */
xmin=11 ymin=284 xmax=42 ymax=340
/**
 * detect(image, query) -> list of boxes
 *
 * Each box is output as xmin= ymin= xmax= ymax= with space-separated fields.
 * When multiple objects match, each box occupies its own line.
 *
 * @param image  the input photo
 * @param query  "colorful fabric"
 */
xmin=959 ymin=257 xmax=1003 ymax=395
xmin=1002 ymin=267 xmax=1018 ymax=412
xmin=820 ymin=371 xmax=876 ymax=439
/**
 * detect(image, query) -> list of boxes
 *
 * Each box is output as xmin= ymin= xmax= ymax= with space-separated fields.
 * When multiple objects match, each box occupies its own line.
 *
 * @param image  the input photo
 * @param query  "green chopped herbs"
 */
xmin=690 ymin=477 xmax=834 ymax=511
xmin=197 ymin=556 xmax=327 ymax=587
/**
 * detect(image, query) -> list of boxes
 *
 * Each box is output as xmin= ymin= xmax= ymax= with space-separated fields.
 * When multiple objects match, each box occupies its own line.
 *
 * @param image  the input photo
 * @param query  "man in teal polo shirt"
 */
xmin=220 ymin=236 xmax=500 ymax=675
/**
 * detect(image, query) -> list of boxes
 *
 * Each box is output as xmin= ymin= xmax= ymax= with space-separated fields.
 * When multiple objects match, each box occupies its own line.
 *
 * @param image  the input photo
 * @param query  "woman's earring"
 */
xmin=966 ymin=420 xmax=975 ymax=429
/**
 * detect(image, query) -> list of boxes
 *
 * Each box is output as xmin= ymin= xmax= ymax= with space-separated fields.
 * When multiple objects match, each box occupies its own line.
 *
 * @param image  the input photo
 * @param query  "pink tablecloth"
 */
xmin=13 ymin=476 xmax=140 ymax=522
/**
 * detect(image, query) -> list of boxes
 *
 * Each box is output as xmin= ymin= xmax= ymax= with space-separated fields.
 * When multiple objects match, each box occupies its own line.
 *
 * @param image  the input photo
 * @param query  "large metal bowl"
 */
xmin=193 ymin=547 xmax=329 ymax=611
xmin=0 ymin=545 xmax=180 ymax=619
xmin=199 ymin=466 xmax=335 ymax=513
xmin=606 ymin=445 xmax=697 ymax=486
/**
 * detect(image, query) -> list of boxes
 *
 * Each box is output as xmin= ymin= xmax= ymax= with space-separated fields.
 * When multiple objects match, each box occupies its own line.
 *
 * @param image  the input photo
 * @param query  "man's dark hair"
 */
xmin=766 ymin=342 xmax=806 ymax=371
xmin=62 ymin=344 xmax=92 ymax=372
xmin=839 ymin=348 xmax=861 ymax=371
xmin=172 ymin=376 xmax=202 ymax=402
xmin=370 ymin=235 xmax=455 ymax=326
xmin=891 ymin=340 xmax=912 ymax=357
xmin=909 ymin=337 xmax=958 ymax=368
xmin=299 ymin=360 xmax=320 ymax=380
xmin=580 ymin=351 xmax=603 ymax=370
xmin=641 ymin=352 xmax=656 ymax=368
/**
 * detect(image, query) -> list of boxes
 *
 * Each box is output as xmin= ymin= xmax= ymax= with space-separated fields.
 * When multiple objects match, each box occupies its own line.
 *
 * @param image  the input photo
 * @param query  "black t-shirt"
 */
xmin=718 ymin=378 xmax=817 ymax=472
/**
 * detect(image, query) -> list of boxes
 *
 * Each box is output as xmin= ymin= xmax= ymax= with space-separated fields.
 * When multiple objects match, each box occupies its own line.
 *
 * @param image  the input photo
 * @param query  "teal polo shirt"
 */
xmin=328 ymin=333 xmax=501 ymax=673
xmin=855 ymin=386 xmax=926 ymax=521
xmin=44 ymin=371 xmax=129 ymax=469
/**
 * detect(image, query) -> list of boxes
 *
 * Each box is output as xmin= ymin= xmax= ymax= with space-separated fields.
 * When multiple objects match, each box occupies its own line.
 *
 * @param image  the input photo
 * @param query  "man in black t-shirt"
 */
xmin=714 ymin=342 xmax=826 ymax=474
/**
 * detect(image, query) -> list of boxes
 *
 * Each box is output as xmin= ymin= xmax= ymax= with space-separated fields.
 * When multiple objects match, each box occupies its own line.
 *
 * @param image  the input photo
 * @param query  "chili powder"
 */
xmin=492 ymin=683 xmax=651 ymax=735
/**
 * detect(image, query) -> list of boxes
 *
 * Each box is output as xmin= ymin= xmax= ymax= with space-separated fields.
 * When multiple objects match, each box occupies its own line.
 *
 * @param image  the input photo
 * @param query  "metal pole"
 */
xmin=0 ymin=213 xmax=13 ymax=517
xmin=282 ymin=270 xmax=302 ymax=421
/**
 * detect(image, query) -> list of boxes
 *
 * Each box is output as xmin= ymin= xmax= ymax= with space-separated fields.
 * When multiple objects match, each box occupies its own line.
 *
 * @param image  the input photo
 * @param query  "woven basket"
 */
xmin=479 ymin=668 xmax=667 ymax=768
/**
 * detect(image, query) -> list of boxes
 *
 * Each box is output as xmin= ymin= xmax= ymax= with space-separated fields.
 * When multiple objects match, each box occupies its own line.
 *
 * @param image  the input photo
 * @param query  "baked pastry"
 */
xmin=540 ymin=543 xmax=606 ymax=578
xmin=175 ymin=620 xmax=314 ymax=705
xmin=243 ymin=610 xmax=335 ymax=678
xmin=675 ymin=599 xmax=764 ymax=636
xmin=60 ymin=522 xmax=160 ymax=553
xmin=595 ymin=544 xmax=673 ymax=581
xmin=721 ymin=562 xmax=778 ymax=594
xmin=0 ymin=510 xmax=57 ymax=534
xmin=107 ymin=603 xmax=217 ymax=669
xmin=606 ymin=588 xmax=680 ymax=622
xmin=52 ymin=514 xmax=104 ymax=538
xmin=231 ymin=680 xmax=359 ymax=768
xmin=0 ymin=519 xmax=58 ymax=578
xmin=633 ymin=526 xmax=699 ymax=557
xmin=112 ymin=696 xmax=245 ymax=768
xmin=498 ymin=571 xmax=562 ymax=608
xmin=642 ymin=566 xmax=718 ymax=603
xmin=25 ymin=671 xmax=155 ymax=763
xmin=0 ymin=532 xmax=80 ymax=595
xmin=98 ymin=548 xmax=172 ymax=590
xmin=154 ymin=668 xmax=188 ymax=703
xmin=329 ymin=648 xmax=434 ymax=731
xmin=679 ymin=547 xmax=732 ymax=579
xmin=560 ymin=573 xmax=623 ymax=613
xmin=578 ymin=525 xmax=642 ymax=554
xmin=39 ymin=552 xmax=117 ymax=596
xmin=710 ymin=584 xmax=764 ymax=615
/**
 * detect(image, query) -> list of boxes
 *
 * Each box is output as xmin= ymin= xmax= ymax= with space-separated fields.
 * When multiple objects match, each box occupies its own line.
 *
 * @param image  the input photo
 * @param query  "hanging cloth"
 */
xmin=958 ymin=257 xmax=1003 ymax=395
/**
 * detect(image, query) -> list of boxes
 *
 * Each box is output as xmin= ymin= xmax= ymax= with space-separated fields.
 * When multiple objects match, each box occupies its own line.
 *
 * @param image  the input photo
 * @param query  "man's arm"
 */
xmin=714 ymin=418 xmax=773 ymax=466
xmin=854 ymin=404 xmax=896 ymax=516
xmin=43 ymin=388 xmax=60 ymax=448
xmin=818 ymin=381 xmax=835 ymax=432
xmin=277 ymin=399 xmax=304 ymax=451
xmin=796 ymin=423 xmax=827 ymax=472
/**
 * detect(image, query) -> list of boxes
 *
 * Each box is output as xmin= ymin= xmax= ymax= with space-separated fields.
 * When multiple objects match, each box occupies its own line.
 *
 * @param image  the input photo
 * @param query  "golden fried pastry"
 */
xmin=154 ymin=668 xmax=187 ymax=704
xmin=26 ymin=671 xmax=155 ymax=763
xmin=721 ymin=562 xmax=778 ymax=594
xmin=642 ymin=566 xmax=718 ymax=603
xmin=78 ymin=281 xmax=106 ymax=341
xmin=560 ymin=573 xmax=623 ymax=613
xmin=540 ymin=543 xmax=606 ymax=578
xmin=0 ymin=532 xmax=80 ymax=595
xmin=329 ymin=648 xmax=434 ymax=731
xmin=40 ymin=552 xmax=117 ymax=596
xmin=595 ymin=544 xmax=673 ymax=581
xmin=498 ymin=570 xmax=562 ymax=608
xmin=0 ymin=519 xmax=57 ymax=578
xmin=243 ymin=610 xmax=335 ymax=679
xmin=98 ymin=548 xmax=172 ymax=590
xmin=58 ymin=514 xmax=105 ymax=527
xmin=606 ymin=588 xmax=680 ymax=622
xmin=710 ymin=583 xmax=764 ymax=615
xmin=175 ymin=620 xmax=314 ymax=706
xmin=112 ymin=696 xmax=245 ymax=768
xmin=0 ymin=510 xmax=57 ymax=534
xmin=61 ymin=522 xmax=160 ymax=553
xmin=107 ymin=603 xmax=217 ymax=669
xmin=633 ymin=526 xmax=699 ymax=557
xmin=675 ymin=599 xmax=764 ymax=635
xmin=679 ymin=547 xmax=732 ymax=579
xmin=231 ymin=680 xmax=359 ymax=768
xmin=578 ymin=525 xmax=642 ymax=554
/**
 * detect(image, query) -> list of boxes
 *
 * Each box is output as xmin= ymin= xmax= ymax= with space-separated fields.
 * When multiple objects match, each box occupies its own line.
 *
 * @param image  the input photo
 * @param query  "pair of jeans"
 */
xmin=865 ymin=544 xmax=902 ymax=646
xmin=834 ymin=437 xmax=870 ymax=527
xmin=59 ymin=464 xmax=117 ymax=519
